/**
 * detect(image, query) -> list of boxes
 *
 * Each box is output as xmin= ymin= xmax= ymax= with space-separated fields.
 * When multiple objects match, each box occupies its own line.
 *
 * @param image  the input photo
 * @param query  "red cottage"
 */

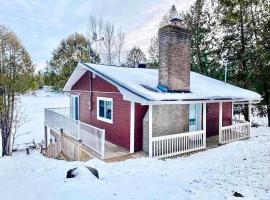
xmin=44 ymin=18 xmax=261 ymax=160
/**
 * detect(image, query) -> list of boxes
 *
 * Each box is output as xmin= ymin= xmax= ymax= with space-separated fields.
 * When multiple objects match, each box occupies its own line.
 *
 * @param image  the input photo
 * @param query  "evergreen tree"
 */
xmin=47 ymin=33 xmax=99 ymax=90
xmin=147 ymin=36 xmax=159 ymax=68
xmin=184 ymin=0 xmax=222 ymax=79
xmin=147 ymin=5 xmax=182 ymax=68
xmin=126 ymin=46 xmax=146 ymax=67
xmin=159 ymin=5 xmax=181 ymax=27
xmin=0 ymin=25 xmax=34 ymax=156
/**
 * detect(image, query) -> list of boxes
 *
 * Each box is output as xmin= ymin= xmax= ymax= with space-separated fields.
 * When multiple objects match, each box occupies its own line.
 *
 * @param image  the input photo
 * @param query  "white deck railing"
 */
xmin=44 ymin=108 xmax=105 ymax=159
xmin=220 ymin=119 xmax=250 ymax=144
xmin=151 ymin=130 xmax=206 ymax=158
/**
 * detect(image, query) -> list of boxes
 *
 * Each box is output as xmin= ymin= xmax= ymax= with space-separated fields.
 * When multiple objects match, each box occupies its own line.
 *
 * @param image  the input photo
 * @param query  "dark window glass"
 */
xmin=99 ymin=100 xmax=105 ymax=118
xmin=98 ymin=99 xmax=112 ymax=121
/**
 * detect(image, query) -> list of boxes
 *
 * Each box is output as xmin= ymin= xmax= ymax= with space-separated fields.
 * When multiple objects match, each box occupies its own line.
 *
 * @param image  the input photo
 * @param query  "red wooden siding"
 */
xmin=70 ymin=71 xmax=131 ymax=150
xmin=71 ymin=71 xmax=90 ymax=91
xmin=206 ymin=102 xmax=232 ymax=137
xmin=134 ymin=103 xmax=148 ymax=151
xmin=92 ymin=74 xmax=119 ymax=92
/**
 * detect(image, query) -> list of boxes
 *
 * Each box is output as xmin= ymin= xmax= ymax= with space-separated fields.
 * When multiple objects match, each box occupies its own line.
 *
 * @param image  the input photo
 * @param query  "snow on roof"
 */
xmin=63 ymin=63 xmax=261 ymax=104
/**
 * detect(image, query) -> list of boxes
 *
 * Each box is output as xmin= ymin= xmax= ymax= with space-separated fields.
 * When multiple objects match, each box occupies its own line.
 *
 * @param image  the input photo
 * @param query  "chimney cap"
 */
xmin=168 ymin=17 xmax=185 ymax=28
xmin=169 ymin=17 xmax=182 ymax=23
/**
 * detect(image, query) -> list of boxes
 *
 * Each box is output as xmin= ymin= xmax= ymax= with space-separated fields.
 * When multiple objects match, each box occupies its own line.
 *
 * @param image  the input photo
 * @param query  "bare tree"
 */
xmin=103 ymin=22 xmax=116 ymax=65
xmin=87 ymin=15 xmax=125 ymax=65
xmin=115 ymin=29 xmax=125 ymax=65
xmin=11 ymin=100 xmax=30 ymax=152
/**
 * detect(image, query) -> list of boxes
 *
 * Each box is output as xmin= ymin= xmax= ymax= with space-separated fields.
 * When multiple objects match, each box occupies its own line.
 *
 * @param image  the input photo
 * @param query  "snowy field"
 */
xmin=15 ymin=90 xmax=69 ymax=145
xmin=0 ymin=92 xmax=269 ymax=200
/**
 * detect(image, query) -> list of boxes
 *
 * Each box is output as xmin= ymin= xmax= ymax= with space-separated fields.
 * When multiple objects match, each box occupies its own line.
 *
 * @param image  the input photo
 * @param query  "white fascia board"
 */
xmin=63 ymin=64 xmax=87 ymax=91
xmin=145 ymin=98 xmax=261 ymax=105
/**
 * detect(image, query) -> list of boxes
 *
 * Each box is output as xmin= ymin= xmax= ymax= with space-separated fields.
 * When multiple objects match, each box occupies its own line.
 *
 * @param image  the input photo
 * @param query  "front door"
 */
xmin=189 ymin=104 xmax=201 ymax=132
xmin=71 ymin=95 xmax=79 ymax=120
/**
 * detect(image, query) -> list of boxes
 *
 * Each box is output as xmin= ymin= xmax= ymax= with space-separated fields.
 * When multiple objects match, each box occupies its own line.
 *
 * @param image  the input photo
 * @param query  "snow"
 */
xmin=63 ymin=63 xmax=261 ymax=103
xmin=14 ymin=90 xmax=69 ymax=146
xmin=0 ymin=125 xmax=269 ymax=200
xmin=0 ymin=89 xmax=269 ymax=200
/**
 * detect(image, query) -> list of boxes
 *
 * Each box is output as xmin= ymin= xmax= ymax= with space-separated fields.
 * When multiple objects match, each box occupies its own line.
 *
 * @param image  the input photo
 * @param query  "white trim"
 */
xmin=145 ymin=99 xmax=261 ymax=105
xmin=219 ymin=102 xmax=223 ymax=143
xmin=149 ymin=105 xmax=153 ymax=157
xmin=130 ymin=102 xmax=135 ymax=153
xmin=202 ymin=103 xmax=206 ymax=146
xmin=97 ymin=97 xmax=113 ymax=124
xmin=203 ymin=103 xmax=206 ymax=131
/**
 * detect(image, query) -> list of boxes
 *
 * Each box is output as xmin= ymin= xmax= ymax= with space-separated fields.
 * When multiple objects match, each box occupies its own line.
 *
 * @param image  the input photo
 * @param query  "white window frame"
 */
xmin=97 ymin=97 xmax=113 ymax=124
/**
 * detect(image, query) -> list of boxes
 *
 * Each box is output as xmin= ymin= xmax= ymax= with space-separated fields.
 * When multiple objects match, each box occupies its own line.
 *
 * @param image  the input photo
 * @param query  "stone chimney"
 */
xmin=158 ymin=18 xmax=191 ymax=92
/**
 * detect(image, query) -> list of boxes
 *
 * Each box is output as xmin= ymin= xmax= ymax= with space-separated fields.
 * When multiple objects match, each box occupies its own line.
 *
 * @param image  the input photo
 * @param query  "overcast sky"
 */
xmin=0 ymin=0 xmax=195 ymax=70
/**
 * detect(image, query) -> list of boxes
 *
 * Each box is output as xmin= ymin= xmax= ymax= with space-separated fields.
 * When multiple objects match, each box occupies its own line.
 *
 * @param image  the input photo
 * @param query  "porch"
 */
xmin=44 ymin=107 xmax=129 ymax=160
xmin=148 ymin=102 xmax=252 ymax=159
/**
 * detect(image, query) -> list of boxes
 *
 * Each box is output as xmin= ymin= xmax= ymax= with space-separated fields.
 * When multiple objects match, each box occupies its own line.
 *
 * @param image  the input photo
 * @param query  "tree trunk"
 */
xmin=2 ymin=131 xmax=11 ymax=156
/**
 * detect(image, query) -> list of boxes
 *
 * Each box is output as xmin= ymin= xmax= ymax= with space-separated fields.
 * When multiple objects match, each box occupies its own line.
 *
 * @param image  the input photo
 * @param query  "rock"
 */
xmin=66 ymin=167 xmax=78 ymax=178
xmin=233 ymin=192 xmax=244 ymax=197
xmin=251 ymin=122 xmax=259 ymax=128
xmin=66 ymin=166 xmax=99 ymax=179
xmin=85 ymin=166 xmax=99 ymax=179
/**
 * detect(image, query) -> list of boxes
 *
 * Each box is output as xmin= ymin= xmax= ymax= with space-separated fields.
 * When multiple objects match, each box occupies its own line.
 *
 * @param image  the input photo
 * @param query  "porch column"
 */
xmin=44 ymin=125 xmax=48 ymax=148
xmin=248 ymin=102 xmax=252 ymax=122
xmin=231 ymin=102 xmax=234 ymax=122
xmin=248 ymin=101 xmax=252 ymax=137
xmin=129 ymin=102 xmax=135 ymax=153
xmin=219 ymin=102 xmax=223 ymax=143
xmin=149 ymin=104 xmax=153 ymax=157
xmin=203 ymin=103 xmax=207 ymax=148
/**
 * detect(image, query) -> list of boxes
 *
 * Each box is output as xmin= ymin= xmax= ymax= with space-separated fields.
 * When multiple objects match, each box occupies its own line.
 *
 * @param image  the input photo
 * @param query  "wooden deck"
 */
xmin=206 ymin=135 xmax=219 ymax=149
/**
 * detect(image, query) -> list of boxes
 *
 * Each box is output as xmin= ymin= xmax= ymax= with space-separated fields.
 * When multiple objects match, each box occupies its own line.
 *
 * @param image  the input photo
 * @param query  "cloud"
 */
xmin=124 ymin=0 xmax=195 ymax=55
xmin=0 ymin=0 xmax=195 ymax=69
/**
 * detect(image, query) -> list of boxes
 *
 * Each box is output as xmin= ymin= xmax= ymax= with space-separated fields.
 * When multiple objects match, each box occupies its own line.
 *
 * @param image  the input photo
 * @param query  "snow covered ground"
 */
xmin=0 ymin=126 xmax=269 ymax=199
xmin=14 ymin=90 xmax=69 ymax=145
xmin=0 ymin=91 xmax=269 ymax=200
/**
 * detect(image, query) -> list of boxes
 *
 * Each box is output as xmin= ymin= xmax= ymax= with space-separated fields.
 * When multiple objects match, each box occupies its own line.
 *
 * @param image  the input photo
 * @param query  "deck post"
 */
xmin=44 ymin=125 xmax=48 ymax=148
xmin=202 ymin=103 xmax=207 ymax=148
xmin=219 ymin=102 xmax=223 ymax=143
xmin=101 ymin=129 xmax=105 ymax=159
xmin=77 ymin=121 xmax=81 ymax=140
xmin=149 ymin=104 xmax=153 ymax=157
xmin=77 ymin=139 xmax=82 ymax=161
xmin=130 ymin=102 xmax=135 ymax=153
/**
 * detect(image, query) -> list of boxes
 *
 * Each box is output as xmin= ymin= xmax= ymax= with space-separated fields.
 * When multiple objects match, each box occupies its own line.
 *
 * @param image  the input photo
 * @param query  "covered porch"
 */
xmin=44 ymin=107 xmax=129 ymax=160
xmin=147 ymin=101 xmax=252 ymax=159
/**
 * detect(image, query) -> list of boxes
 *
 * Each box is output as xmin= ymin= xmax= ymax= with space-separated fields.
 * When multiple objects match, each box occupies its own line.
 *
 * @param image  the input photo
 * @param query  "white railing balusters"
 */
xmin=220 ymin=119 xmax=250 ymax=144
xmin=151 ymin=130 xmax=206 ymax=159
xmin=44 ymin=108 xmax=105 ymax=159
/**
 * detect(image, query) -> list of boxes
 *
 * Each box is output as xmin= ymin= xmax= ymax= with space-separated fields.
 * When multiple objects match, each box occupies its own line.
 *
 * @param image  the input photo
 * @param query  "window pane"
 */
xmin=99 ymin=100 xmax=105 ymax=117
xmin=106 ymin=108 xmax=112 ymax=119
xmin=98 ymin=99 xmax=112 ymax=121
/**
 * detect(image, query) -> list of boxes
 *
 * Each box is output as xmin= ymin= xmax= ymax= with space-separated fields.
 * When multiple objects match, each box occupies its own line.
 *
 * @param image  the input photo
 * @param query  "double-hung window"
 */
xmin=97 ymin=97 xmax=113 ymax=123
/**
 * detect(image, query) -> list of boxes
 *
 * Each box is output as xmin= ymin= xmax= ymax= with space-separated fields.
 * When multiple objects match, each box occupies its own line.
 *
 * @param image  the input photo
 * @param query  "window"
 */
xmin=97 ymin=97 xmax=113 ymax=123
xmin=71 ymin=95 xmax=79 ymax=120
